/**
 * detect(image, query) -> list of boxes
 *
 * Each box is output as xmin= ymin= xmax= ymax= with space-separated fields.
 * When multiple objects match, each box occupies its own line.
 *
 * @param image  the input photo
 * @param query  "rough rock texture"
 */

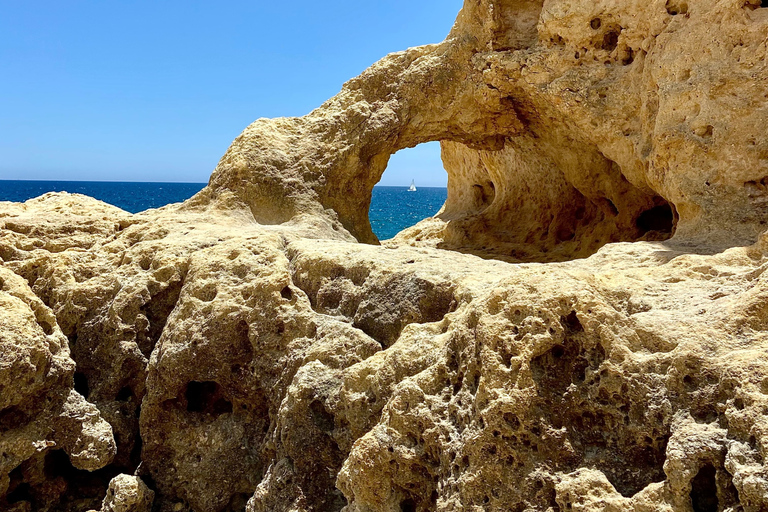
xmin=0 ymin=262 xmax=116 ymax=511
xmin=90 ymin=474 xmax=154 ymax=512
xmin=2 ymin=1 xmax=768 ymax=511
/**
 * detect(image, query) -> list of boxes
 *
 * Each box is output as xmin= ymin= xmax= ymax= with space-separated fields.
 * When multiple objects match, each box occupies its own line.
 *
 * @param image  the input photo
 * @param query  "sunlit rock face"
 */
xmin=2 ymin=1 xmax=768 ymax=511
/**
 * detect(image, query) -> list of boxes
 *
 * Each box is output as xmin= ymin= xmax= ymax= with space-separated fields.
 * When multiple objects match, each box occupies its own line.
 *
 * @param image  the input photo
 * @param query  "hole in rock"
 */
xmin=7 ymin=481 xmax=32 ymax=505
xmin=696 ymin=125 xmax=714 ymax=139
xmin=691 ymin=403 xmax=719 ymax=424
xmin=636 ymin=203 xmax=675 ymax=235
xmin=691 ymin=464 xmax=718 ymax=512
xmin=666 ymin=0 xmax=689 ymax=15
xmin=745 ymin=176 xmax=768 ymax=197
xmin=562 ymin=311 xmax=584 ymax=333
xmin=472 ymin=182 xmax=496 ymax=210
xmin=185 ymin=381 xmax=233 ymax=416
xmin=602 ymin=29 xmax=621 ymax=52
xmin=369 ymin=142 xmax=448 ymax=240
xmin=9 ymin=449 xmax=120 ymax=511
xmin=37 ymin=316 xmax=54 ymax=335
xmin=116 ymin=386 xmax=133 ymax=401
xmin=138 ymin=256 xmax=152 ymax=271
xmin=280 ymin=286 xmax=293 ymax=300
xmin=309 ymin=400 xmax=335 ymax=433
xmin=358 ymin=138 xmax=678 ymax=264
xmin=503 ymin=412 xmax=521 ymax=429
xmin=44 ymin=449 xmax=75 ymax=480
xmin=74 ymin=372 xmax=89 ymax=398
xmin=603 ymin=199 xmax=619 ymax=217
xmin=226 ymin=493 xmax=254 ymax=511
xmin=130 ymin=433 xmax=144 ymax=468
xmin=621 ymin=48 xmax=635 ymax=66
xmin=400 ymin=498 xmax=418 ymax=512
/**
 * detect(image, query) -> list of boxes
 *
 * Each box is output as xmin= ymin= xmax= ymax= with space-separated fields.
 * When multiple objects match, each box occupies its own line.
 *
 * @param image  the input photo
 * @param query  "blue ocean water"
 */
xmin=0 ymin=180 xmax=207 ymax=214
xmin=369 ymin=186 xmax=447 ymax=240
xmin=0 ymin=181 xmax=447 ymax=241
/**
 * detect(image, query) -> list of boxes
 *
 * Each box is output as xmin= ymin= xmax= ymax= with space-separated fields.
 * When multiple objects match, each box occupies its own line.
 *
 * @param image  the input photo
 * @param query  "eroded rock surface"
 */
xmin=2 ymin=0 xmax=768 ymax=511
xmin=0 ymin=263 xmax=116 ymax=511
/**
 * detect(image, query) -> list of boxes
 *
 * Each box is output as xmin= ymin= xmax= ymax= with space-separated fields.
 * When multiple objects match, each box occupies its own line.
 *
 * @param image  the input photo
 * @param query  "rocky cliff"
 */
xmin=2 ymin=1 xmax=768 ymax=511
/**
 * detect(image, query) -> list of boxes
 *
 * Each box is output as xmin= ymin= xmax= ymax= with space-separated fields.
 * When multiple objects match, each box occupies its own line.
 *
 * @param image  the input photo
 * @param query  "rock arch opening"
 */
xmin=205 ymin=10 xmax=688 ymax=263
xmin=361 ymin=137 xmax=677 ymax=263
xmin=368 ymin=142 xmax=448 ymax=241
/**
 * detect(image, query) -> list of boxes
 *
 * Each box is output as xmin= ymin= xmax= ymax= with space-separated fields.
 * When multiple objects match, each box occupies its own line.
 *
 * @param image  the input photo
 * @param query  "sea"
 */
xmin=0 ymin=181 xmax=447 ymax=241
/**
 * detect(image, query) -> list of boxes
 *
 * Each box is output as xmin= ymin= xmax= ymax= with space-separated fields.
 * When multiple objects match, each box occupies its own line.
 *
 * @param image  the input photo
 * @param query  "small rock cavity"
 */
xmin=184 ymin=381 xmax=233 ymax=416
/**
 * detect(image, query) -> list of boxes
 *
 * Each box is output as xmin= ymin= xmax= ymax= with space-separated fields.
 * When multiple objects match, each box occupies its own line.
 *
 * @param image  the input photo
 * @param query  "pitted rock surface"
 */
xmin=2 ymin=1 xmax=768 ymax=511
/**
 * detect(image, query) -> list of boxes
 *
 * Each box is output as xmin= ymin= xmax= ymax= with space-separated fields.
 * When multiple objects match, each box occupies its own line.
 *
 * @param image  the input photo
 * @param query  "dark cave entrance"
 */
xmin=690 ymin=464 xmax=718 ymax=512
xmin=636 ymin=202 xmax=676 ymax=235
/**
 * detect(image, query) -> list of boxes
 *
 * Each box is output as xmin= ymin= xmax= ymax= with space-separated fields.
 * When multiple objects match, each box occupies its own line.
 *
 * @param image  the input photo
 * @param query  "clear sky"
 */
xmin=0 ymin=1 xmax=461 ymax=187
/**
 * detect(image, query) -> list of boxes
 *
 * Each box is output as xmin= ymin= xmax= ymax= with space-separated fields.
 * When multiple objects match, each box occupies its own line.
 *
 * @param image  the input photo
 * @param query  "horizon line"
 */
xmin=0 ymin=179 xmax=448 ymax=188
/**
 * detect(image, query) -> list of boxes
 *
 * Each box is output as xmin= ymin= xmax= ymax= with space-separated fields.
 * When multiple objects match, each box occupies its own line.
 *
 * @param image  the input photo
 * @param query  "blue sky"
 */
xmin=0 ymin=1 xmax=460 ymax=187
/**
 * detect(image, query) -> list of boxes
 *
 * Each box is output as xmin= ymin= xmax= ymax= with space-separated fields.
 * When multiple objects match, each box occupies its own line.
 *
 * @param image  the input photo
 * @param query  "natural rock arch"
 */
xmin=199 ymin=39 xmax=523 ymax=245
xmin=188 ymin=0 xmax=768 ymax=261
xmin=4 ymin=1 xmax=768 ymax=511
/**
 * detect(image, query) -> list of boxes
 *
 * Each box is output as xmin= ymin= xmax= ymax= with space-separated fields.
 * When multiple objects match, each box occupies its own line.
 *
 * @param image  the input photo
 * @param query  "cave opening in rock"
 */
xmin=0 ymin=406 xmax=29 ymax=432
xmin=636 ymin=203 xmax=676 ymax=234
xmin=369 ymin=142 xmax=447 ymax=240
xmin=690 ymin=464 xmax=718 ymax=512
xmin=400 ymin=497 xmax=418 ymax=512
xmin=358 ymin=136 xmax=678 ymax=263
xmin=116 ymin=386 xmax=133 ymax=402
xmin=73 ymin=371 xmax=89 ymax=398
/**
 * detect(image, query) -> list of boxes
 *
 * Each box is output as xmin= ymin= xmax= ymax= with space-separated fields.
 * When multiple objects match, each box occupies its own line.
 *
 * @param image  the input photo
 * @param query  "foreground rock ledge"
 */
xmin=2 ymin=1 xmax=768 ymax=511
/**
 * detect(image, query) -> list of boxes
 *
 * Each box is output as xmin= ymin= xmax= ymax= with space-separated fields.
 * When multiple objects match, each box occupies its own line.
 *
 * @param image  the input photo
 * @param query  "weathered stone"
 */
xmin=97 ymin=474 xmax=154 ymax=512
xmin=2 ymin=0 xmax=768 ymax=511
xmin=0 ymin=266 xmax=116 ymax=512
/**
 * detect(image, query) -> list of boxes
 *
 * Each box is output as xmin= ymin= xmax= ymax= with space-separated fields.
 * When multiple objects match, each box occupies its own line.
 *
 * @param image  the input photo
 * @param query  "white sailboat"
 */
xmin=408 ymin=180 xmax=417 ymax=192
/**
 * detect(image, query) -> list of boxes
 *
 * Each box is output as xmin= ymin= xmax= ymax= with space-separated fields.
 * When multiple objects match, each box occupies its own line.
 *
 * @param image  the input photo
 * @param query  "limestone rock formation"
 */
xmin=2 ymin=0 xmax=768 ymax=511
xmin=0 ymin=263 xmax=116 ymax=511
xmin=91 ymin=474 xmax=154 ymax=512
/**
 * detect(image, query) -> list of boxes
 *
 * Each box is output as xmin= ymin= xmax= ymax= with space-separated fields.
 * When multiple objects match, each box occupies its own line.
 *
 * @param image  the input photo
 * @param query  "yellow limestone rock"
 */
xmin=2 ymin=0 xmax=768 ymax=511
xmin=95 ymin=474 xmax=154 ymax=512
xmin=0 ymin=265 xmax=116 ymax=509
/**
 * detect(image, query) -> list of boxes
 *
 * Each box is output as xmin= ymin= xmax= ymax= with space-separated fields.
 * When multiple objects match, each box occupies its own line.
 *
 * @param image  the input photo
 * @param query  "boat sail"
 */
xmin=408 ymin=180 xmax=417 ymax=192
